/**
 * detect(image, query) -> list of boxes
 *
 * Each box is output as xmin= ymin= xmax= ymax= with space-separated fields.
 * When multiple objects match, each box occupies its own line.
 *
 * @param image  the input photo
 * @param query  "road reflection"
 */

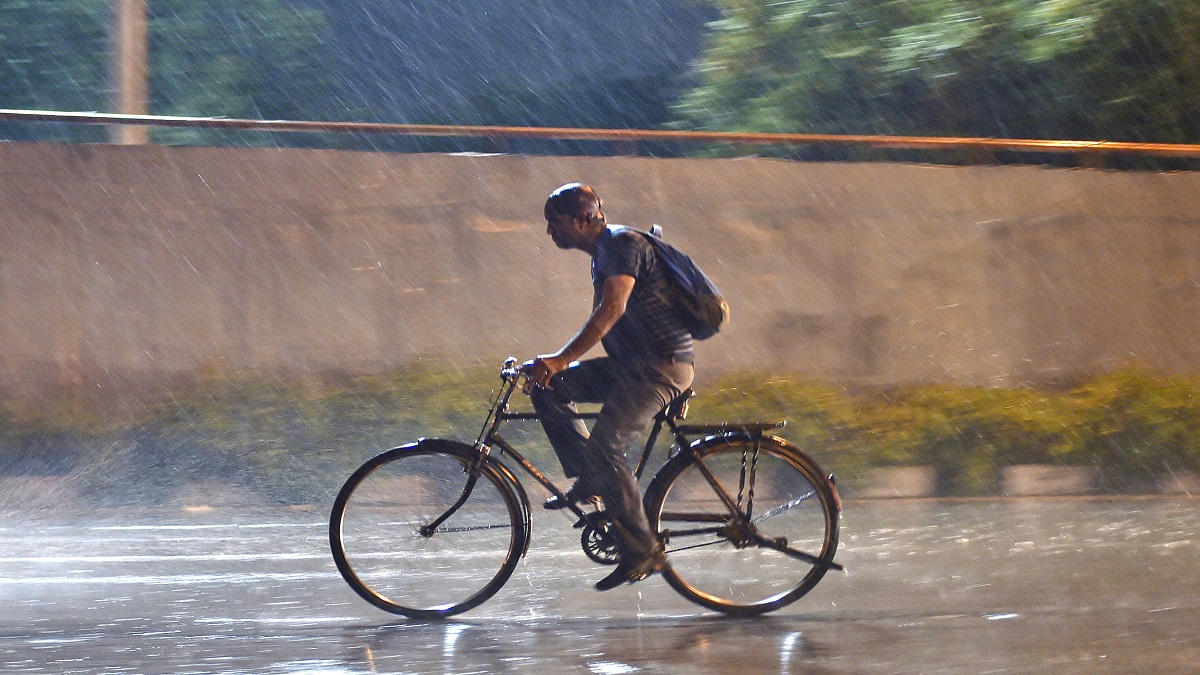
xmin=341 ymin=615 xmax=812 ymax=674
xmin=2 ymin=499 xmax=1198 ymax=673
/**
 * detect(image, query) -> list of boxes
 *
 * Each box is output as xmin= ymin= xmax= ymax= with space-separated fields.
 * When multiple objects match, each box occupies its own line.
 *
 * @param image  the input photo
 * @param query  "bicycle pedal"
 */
xmin=574 ymin=510 xmax=609 ymax=529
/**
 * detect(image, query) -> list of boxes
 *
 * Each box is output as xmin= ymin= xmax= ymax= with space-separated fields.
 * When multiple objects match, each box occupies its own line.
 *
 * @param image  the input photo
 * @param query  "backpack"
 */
xmin=626 ymin=225 xmax=730 ymax=340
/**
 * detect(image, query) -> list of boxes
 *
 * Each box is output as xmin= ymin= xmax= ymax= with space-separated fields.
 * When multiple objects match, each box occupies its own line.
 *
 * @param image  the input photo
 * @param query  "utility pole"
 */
xmin=111 ymin=0 xmax=149 ymax=145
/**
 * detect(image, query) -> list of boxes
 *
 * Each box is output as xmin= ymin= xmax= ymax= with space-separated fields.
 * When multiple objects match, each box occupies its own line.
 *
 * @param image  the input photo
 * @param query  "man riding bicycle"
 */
xmin=526 ymin=183 xmax=696 ymax=591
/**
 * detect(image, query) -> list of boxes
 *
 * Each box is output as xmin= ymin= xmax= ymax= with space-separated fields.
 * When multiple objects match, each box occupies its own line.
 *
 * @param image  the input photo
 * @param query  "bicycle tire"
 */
xmin=329 ymin=439 xmax=530 ymax=619
xmin=644 ymin=434 xmax=840 ymax=616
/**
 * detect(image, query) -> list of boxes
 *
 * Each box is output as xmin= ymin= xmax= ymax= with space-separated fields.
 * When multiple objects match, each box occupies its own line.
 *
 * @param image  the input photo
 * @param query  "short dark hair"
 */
xmin=544 ymin=183 xmax=603 ymax=224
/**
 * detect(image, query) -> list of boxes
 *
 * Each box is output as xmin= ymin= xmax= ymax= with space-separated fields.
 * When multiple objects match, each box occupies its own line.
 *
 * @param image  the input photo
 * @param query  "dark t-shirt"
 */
xmin=592 ymin=225 xmax=694 ymax=362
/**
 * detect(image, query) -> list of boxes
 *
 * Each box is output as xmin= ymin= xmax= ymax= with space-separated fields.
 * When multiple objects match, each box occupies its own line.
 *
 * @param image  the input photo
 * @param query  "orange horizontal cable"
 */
xmin=3 ymin=108 xmax=1200 ymax=158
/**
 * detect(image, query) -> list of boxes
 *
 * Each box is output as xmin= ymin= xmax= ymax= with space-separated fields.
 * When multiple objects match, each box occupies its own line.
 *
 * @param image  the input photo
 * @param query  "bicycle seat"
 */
xmin=662 ymin=388 xmax=695 ymax=421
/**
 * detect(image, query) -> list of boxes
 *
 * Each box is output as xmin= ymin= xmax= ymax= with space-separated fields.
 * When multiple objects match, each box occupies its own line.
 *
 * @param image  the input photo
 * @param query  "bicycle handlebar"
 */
xmin=500 ymin=356 xmax=532 ymax=383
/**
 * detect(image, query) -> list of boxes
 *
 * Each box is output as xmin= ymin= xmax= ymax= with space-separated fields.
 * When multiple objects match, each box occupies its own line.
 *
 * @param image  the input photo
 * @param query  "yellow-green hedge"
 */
xmin=3 ymin=364 xmax=1198 ymax=503
xmin=691 ymin=367 xmax=1200 ymax=496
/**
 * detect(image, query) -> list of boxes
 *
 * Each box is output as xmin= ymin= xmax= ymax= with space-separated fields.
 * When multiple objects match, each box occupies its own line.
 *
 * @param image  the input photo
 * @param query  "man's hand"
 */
xmin=524 ymin=354 xmax=570 ymax=392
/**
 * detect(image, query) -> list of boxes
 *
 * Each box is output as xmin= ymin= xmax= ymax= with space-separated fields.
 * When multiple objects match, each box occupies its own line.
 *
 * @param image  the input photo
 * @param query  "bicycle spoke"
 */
xmin=751 ymin=489 xmax=817 ymax=524
xmin=434 ymin=523 xmax=514 ymax=533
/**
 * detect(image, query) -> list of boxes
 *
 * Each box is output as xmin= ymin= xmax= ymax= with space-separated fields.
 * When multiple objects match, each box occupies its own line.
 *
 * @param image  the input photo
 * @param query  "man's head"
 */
xmin=544 ymin=183 xmax=605 ymax=252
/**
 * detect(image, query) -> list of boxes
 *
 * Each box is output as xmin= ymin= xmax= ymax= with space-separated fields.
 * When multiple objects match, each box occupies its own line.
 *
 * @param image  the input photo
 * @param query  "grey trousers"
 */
xmin=529 ymin=356 xmax=694 ymax=560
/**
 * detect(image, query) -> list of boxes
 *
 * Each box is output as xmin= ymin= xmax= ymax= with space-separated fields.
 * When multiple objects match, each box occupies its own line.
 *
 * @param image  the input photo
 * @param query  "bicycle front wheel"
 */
xmin=329 ymin=439 xmax=530 ymax=619
xmin=645 ymin=435 xmax=839 ymax=616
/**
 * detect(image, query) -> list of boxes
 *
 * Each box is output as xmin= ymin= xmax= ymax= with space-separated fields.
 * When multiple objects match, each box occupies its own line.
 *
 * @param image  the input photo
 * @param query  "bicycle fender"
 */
xmin=753 ymin=435 xmax=841 ymax=513
xmin=480 ymin=456 xmax=534 ymax=558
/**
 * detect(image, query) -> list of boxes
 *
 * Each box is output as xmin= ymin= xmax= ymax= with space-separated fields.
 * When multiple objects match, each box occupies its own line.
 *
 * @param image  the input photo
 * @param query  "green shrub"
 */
xmin=6 ymin=364 xmax=1200 ymax=503
xmin=690 ymin=369 xmax=1198 ymax=496
xmin=1068 ymin=368 xmax=1200 ymax=493
xmin=861 ymin=385 xmax=1079 ymax=495
xmin=0 ymin=399 xmax=119 ymax=479
xmin=687 ymin=374 xmax=869 ymax=491
xmin=70 ymin=361 xmax=526 ymax=505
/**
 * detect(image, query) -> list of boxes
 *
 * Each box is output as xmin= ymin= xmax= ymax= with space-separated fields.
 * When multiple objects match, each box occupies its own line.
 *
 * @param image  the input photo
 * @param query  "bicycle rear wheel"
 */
xmin=329 ymin=439 xmax=530 ymax=619
xmin=645 ymin=434 xmax=839 ymax=616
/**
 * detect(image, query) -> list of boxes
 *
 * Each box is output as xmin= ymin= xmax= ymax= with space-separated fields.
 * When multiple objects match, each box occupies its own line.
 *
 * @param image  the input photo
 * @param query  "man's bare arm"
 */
xmin=528 ymin=274 xmax=635 ymax=387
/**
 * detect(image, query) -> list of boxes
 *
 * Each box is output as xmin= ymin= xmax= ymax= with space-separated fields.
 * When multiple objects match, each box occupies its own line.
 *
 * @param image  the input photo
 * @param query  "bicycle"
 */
xmin=329 ymin=357 xmax=843 ymax=619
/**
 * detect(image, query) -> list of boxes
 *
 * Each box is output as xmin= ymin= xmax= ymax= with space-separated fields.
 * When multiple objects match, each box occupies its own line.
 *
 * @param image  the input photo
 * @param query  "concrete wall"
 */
xmin=2 ymin=141 xmax=1199 ymax=406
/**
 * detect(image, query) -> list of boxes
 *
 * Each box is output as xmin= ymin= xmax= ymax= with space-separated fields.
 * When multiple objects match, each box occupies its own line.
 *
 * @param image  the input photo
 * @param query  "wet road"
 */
xmin=2 ymin=498 xmax=1198 ymax=674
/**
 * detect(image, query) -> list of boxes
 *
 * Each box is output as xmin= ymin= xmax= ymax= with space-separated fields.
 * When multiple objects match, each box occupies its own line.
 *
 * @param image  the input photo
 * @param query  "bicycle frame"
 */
xmin=467 ymin=358 xmax=800 ymax=526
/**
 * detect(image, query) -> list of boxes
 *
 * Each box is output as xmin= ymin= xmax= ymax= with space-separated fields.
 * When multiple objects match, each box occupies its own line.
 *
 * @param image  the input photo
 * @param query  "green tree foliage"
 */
xmin=147 ymin=0 xmax=331 ymax=145
xmin=676 ymin=0 xmax=1200 ymax=148
xmin=442 ymin=72 xmax=683 ymax=156
xmin=0 ymin=0 xmax=110 ymax=141
xmin=0 ymin=0 xmax=330 ymax=145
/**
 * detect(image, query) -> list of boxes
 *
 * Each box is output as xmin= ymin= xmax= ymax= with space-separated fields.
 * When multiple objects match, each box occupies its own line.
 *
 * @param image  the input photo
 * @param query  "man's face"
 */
xmin=545 ymin=212 xmax=580 ymax=250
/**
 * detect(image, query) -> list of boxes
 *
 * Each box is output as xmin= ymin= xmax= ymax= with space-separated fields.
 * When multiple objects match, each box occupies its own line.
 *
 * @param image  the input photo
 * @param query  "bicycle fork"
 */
xmin=418 ymin=469 xmax=484 ymax=538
